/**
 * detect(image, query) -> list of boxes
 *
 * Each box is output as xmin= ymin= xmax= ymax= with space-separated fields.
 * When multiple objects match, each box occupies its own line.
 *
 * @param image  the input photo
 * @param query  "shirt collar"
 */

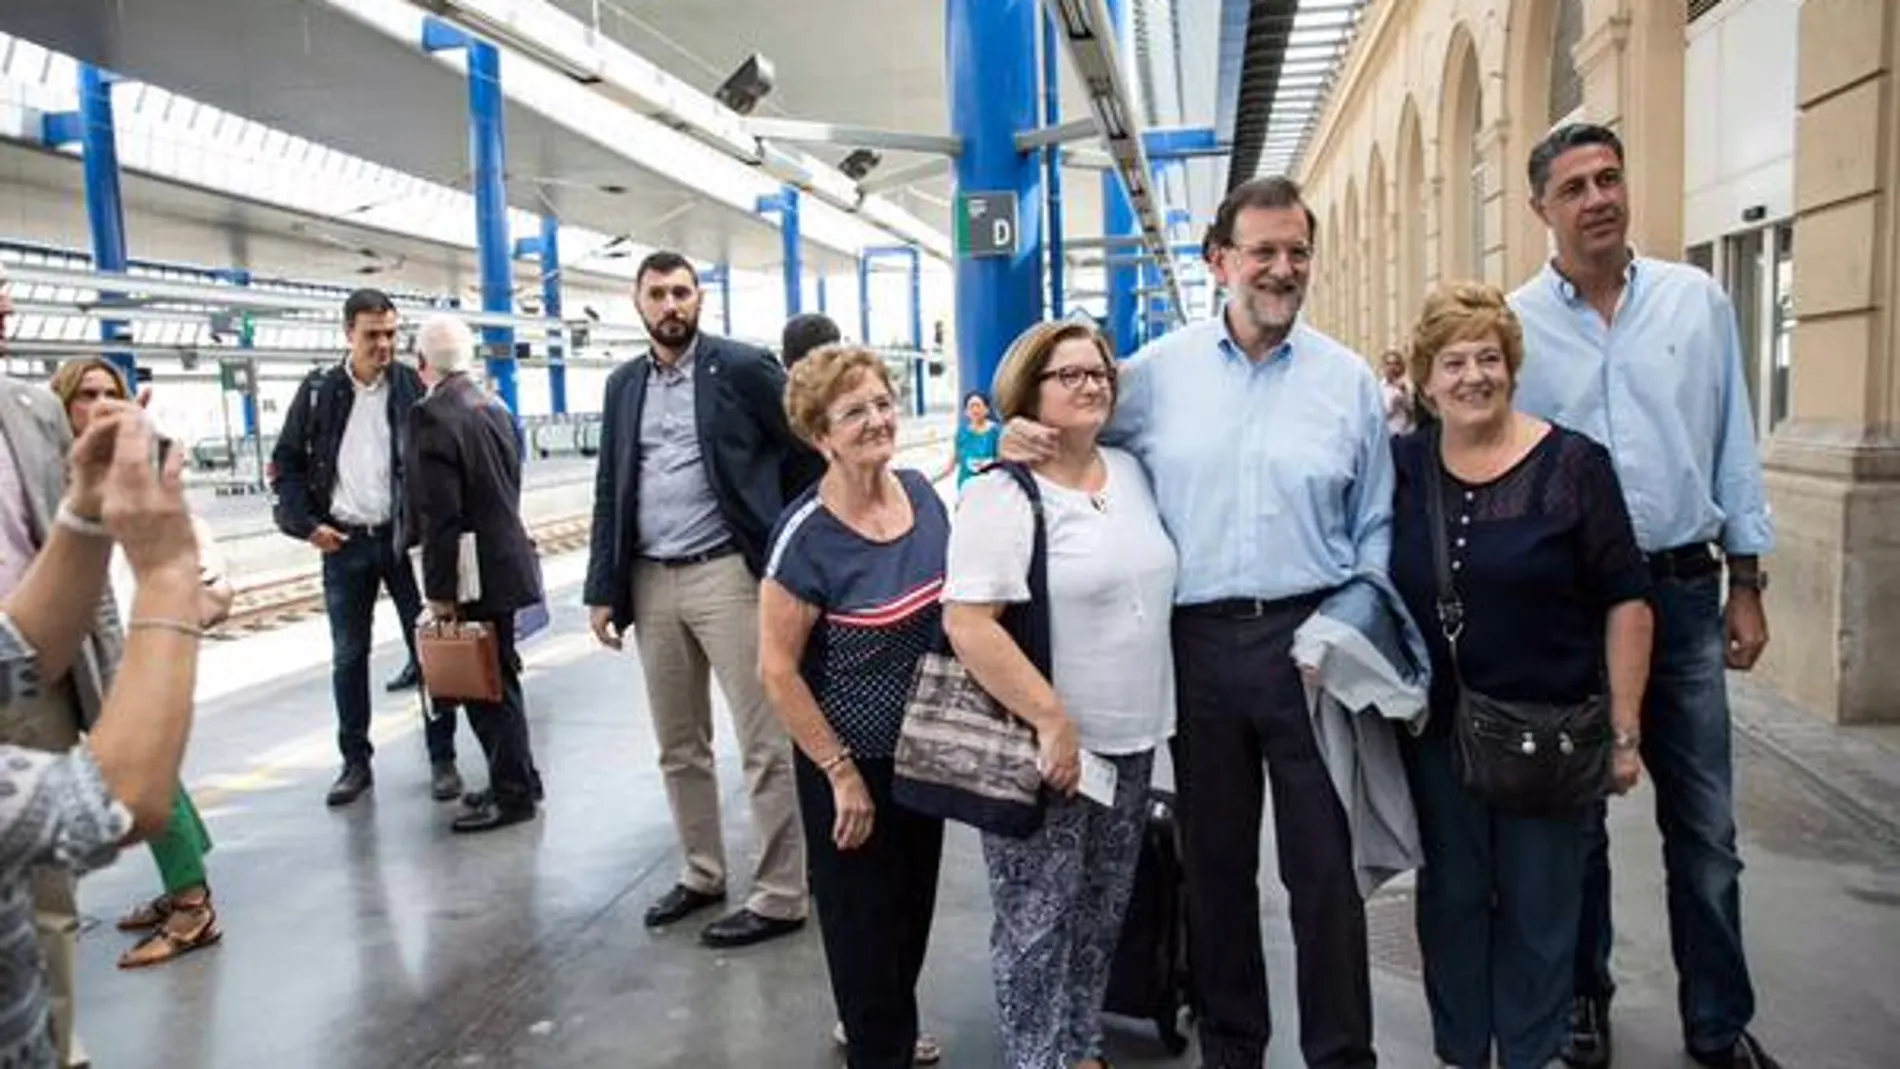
xmin=341 ymin=357 xmax=387 ymax=393
xmin=650 ymin=334 xmax=700 ymax=378
xmin=1214 ymin=309 xmax=1295 ymax=366
xmin=1546 ymin=249 xmax=1640 ymax=305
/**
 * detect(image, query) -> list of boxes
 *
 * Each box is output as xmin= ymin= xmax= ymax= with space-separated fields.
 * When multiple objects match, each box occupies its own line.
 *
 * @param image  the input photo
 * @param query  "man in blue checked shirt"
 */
xmin=1510 ymin=123 xmax=1780 ymax=1069
xmin=1006 ymin=176 xmax=1393 ymax=1069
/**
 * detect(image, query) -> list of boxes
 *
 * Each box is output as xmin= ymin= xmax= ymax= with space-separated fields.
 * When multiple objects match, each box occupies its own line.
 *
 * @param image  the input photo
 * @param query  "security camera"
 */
xmin=840 ymin=148 xmax=882 ymax=180
xmin=715 ymin=53 xmax=775 ymax=115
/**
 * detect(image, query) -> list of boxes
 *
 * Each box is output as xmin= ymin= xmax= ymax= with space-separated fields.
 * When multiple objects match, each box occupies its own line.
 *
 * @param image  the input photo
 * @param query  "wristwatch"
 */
xmin=1728 ymin=571 xmax=1770 ymax=592
xmin=1613 ymin=730 xmax=1641 ymax=753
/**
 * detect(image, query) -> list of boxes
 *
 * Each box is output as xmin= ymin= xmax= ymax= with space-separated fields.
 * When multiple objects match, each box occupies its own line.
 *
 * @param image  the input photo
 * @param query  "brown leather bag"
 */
xmin=415 ymin=620 xmax=502 ymax=703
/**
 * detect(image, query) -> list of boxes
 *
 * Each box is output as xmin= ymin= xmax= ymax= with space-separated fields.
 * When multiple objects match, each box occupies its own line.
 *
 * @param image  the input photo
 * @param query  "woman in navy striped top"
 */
xmin=759 ymin=344 xmax=948 ymax=1069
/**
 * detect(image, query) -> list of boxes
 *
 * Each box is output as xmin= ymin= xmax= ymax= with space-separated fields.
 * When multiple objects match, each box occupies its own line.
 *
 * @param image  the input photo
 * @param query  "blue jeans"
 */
xmin=322 ymin=530 xmax=457 ymax=767
xmin=1575 ymin=573 xmax=1754 ymax=1053
xmin=1408 ymin=725 xmax=1588 ymax=1069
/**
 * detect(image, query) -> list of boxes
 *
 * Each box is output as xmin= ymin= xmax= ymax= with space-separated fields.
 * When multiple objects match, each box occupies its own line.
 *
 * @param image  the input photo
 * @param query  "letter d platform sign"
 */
xmin=956 ymin=192 xmax=1018 ymax=258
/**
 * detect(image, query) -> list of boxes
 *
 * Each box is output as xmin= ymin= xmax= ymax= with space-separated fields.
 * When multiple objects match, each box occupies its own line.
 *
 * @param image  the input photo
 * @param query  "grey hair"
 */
xmin=1527 ymin=122 xmax=1624 ymax=200
xmin=416 ymin=314 xmax=476 ymax=376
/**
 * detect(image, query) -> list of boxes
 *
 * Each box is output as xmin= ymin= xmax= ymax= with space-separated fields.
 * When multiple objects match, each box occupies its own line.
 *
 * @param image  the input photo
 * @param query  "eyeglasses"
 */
xmin=1231 ymin=243 xmax=1313 ymax=268
xmin=1038 ymin=365 xmax=1116 ymax=391
xmin=828 ymin=394 xmax=897 ymax=429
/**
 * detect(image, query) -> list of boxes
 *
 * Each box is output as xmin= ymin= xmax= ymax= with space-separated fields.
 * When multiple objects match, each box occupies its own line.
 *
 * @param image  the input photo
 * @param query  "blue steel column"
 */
xmin=857 ymin=255 xmax=872 ymax=343
xmin=1042 ymin=13 xmax=1065 ymax=319
xmin=758 ymin=186 xmax=803 ymax=318
xmin=229 ymin=270 xmax=259 ymax=437
xmin=1100 ymin=0 xmax=1138 ymax=355
xmin=540 ymin=214 xmax=567 ymax=415
xmin=907 ymin=248 xmax=925 ymax=416
xmin=948 ymin=0 xmax=1044 ymax=396
xmin=467 ymin=41 xmax=517 ymax=413
xmin=77 ymin=64 xmax=134 ymax=381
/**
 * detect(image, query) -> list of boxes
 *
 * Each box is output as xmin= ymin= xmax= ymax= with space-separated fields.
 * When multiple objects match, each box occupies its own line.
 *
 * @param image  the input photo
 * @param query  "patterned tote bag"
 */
xmin=893 ymin=462 xmax=1052 ymax=838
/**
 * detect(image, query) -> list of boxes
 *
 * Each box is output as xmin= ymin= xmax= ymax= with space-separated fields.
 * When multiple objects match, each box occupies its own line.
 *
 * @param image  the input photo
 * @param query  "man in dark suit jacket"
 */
xmin=584 ymin=251 xmax=820 ymax=948
xmin=406 ymin=317 xmax=544 ymax=833
xmin=271 ymin=289 xmax=469 ymax=808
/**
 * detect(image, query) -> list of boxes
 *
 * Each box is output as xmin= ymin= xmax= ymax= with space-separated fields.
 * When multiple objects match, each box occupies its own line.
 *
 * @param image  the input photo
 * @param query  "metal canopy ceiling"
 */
xmin=1223 ymin=0 xmax=1367 ymax=187
xmin=0 ymin=0 xmax=867 ymax=274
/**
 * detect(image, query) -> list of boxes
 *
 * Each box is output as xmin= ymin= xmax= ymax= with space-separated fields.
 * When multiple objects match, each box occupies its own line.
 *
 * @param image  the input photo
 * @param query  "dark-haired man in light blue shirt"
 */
xmin=1511 ymin=122 xmax=1779 ymax=1069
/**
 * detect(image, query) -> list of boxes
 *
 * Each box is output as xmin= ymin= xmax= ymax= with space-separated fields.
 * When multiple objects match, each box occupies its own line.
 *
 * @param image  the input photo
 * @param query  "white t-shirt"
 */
xmin=943 ymin=447 xmax=1178 ymax=755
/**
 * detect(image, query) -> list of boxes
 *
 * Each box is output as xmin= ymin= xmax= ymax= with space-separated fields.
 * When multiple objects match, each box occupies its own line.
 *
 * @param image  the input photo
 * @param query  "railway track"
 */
xmin=214 ymin=514 xmax=594 ymax=636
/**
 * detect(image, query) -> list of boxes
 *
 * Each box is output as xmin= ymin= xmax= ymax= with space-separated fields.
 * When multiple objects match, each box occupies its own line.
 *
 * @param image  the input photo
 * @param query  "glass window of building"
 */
xmin=1548 ymin=0 xmax=1585 ymax=123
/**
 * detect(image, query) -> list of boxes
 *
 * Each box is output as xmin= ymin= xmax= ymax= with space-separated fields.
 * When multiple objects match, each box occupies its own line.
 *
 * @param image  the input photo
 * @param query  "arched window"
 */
xmin=1468 ymin=77 xmax=1486 ymax=282
xmin=1548 ymin=0 xmax=1585 ymax=124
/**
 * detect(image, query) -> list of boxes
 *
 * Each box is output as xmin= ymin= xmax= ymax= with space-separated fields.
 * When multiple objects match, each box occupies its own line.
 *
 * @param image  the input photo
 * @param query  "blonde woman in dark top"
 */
xmin=1388 ymin=284 xmax=1654 ymax=1069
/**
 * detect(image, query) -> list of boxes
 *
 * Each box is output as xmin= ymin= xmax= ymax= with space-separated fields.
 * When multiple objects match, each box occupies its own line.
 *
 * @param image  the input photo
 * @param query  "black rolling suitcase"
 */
xmin=1103 ymin=789 xmax=1192 ymax=1055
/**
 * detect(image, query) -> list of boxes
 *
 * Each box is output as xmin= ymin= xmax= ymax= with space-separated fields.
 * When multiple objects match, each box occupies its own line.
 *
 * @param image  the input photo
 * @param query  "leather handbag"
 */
xmin=893 ymin=462 xmax=1051 ymax=839
xmin=415 ymin=619 xmax=503 ymax=704
xmin=1425 ymin=429 xmax=1610 ymax=817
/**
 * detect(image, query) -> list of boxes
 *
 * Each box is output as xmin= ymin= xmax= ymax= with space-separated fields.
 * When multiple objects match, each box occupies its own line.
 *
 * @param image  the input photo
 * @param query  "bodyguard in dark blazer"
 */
xmin=406 ymin=316 xmax=544 ymax=833
xmin=271 ymin=289 xmax=469 ymax=808
xmin=584 ymin=251 xmax=819 ymax=949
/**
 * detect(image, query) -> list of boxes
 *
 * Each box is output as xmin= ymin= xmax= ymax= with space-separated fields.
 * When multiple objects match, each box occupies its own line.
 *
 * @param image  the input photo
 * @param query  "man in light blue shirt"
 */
xmin=1009 ymin=176 xmax=1391 ymax=1069
xmin=1510 ymin=123 xmax=1779 ymax=1069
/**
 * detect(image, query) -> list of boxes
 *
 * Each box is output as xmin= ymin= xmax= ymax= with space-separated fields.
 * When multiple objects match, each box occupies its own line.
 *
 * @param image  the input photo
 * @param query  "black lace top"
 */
xmin=1390 ymin=425 xmax=1651 ymax=733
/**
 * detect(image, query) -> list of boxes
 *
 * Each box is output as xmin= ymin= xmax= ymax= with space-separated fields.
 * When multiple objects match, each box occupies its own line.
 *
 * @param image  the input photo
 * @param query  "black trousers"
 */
xmin=1171 ymin=599 xmax=1375 ymax=1069
xmin=321 ymin=527 xmax=460 ymax=765
xmin=461 ymin=615 xmax=537 ymax=811
xmin=796 ymin=755 xmax=943 ymax=1069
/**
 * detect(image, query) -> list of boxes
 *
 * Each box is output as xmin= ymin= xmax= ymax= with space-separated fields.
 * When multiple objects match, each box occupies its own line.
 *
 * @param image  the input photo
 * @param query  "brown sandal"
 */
xmin=117 ymin=897 xmax=221 ymax=969
xmin=116 ymin=894 xmax=174 ymax=932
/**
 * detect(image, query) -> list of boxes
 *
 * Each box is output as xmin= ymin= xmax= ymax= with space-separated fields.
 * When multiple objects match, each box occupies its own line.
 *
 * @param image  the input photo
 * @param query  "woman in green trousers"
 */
xmin=52 ymin=359 xmax=229 ymax=968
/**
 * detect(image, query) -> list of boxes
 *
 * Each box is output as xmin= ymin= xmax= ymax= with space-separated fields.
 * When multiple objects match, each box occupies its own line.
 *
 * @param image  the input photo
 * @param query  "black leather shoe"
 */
xmin=430 ymin=762 xmax=464 ymax=802
xmin=1689 ymin=1033 xmax=1782 ymax=1069
xmin=643 ymin=884 xmax=726 ymax=929
xmin=461 ymin=781 xmax=544 ymax=809
xmin=1560 ymin=995 xmax=1611 ymax=1068
xmin=325 ymin=764 xmax=373 ymax=808
xmin=450 ymin=801 xmax=536 ymax=834
xmin=384 ymin=664 xmax=421 ymax=692
xmin=699 ymin=908 xmax=805 ymax=948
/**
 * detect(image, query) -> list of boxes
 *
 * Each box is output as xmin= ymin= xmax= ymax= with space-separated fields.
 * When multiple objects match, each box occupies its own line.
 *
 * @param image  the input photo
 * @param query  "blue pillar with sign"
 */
xmin=539 ymin=214 xmax=567 ymax=415
xmin=466 ymin=41 xmax=518 ymax=414
xmin=948 ymin=0 xmax=1043 ymax=397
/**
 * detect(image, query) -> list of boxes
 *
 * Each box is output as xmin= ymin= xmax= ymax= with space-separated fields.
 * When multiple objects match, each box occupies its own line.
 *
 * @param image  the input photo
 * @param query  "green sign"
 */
xmin=956 ymin=192 xmax=1019 ymax=258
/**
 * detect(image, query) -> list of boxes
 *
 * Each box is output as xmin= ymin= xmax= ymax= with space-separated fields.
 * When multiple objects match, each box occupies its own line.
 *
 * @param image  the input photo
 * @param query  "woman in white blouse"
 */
xmin=942 ymin=321 xmax=1178 ymax=1069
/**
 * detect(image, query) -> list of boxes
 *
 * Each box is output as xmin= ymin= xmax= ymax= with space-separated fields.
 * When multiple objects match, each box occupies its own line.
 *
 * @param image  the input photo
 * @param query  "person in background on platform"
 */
xmin=271 ymin=289 xmax=470 ymax=809
xmin=48 ymin=358 xmax=230 ymax=970
xmin=584 ymin=251 xmax=818 ymax=948
xmin=1390 ymin=283 xmax=1654 ymax=1069
xmin=405 ymin=317 xmax=544 ymax=834
xmin=0 ymin=261 xmax=124 ymax=1067
xmin=761 ymin=344 xmax=948 ymax=1068
xmin=1003 ymin=175 xmax=1393 ymax=1069
xmin=1510 ymin=122 xmax=1780 ymax=1069
xmin=1381 ymin=348 xmax=1417 ymax=436
xmin=945 ymin=321 xmax=1178 ymax=1069
xmin=0 ymin=397 xmax=205 ymax=1069
xmin=932 ymin=391 xmax=1000 ymax=490
xmin=781 ymin=312 xmax=842 ymax=371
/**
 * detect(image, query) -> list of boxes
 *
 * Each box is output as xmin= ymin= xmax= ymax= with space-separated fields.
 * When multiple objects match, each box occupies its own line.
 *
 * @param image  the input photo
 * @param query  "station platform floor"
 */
xmin=74 ymin=546 xmax=1900 ymax=1069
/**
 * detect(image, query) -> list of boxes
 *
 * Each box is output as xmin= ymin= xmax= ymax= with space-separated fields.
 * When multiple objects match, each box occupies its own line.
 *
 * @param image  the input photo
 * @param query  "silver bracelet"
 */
xmin=127 ymin=617 xmax=204 ymax=640
xmin=53 ymin=504 xmax=109 ymax=539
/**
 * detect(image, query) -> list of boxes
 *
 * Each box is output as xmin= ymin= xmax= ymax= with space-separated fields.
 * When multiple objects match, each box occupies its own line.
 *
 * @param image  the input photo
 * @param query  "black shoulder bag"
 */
xmin=1425 ymin=429 xmax=1611 ymax=817
xmin=892 ymin=462 xmax=1051 ymax=838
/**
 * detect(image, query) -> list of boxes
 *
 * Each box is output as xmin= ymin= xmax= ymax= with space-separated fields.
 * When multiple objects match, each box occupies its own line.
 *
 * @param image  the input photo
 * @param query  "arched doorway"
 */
xmin=1397 ymin=97 xmax=1427 ymax=328
xmin=1367 ymin=148 xmax=1389 ymax=353
xmin=1439 ymin=26 xmax=1485 ymax=283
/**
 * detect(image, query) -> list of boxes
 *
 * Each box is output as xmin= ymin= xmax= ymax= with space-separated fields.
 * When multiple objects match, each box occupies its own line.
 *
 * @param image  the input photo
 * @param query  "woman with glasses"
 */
xmin=944 ymin=321 xmax=1178 ymax=1069
xmin=48 ymin=359 xmax=231 ymax=970
xmin=759 ymin=344 xmax=948 ymax=1067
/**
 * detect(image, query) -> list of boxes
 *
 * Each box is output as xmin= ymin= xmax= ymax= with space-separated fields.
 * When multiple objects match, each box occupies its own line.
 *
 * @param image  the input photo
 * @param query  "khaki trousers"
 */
xmin=631 ymin=554 xmax=806 ymax=920
xmin=0 ymin=680 xmax=86 ymax=1067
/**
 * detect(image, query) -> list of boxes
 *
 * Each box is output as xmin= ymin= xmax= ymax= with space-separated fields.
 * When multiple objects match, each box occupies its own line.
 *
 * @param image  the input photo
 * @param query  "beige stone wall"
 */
xmin=1759 ymin=0 xmax=1900 ymax=723
xmin=1295 ymin=0 xmax=1900 ymax=723
xmin=1294 ymin=0 xmax=1684 ymax=355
